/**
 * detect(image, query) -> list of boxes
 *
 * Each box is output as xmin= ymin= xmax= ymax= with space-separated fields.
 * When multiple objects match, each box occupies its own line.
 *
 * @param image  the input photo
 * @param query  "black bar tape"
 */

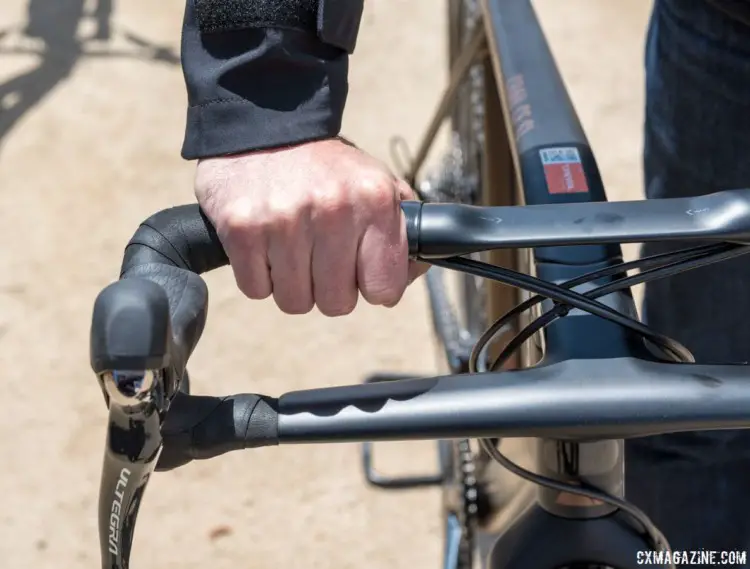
xmin=194 ymin=0 xmax=363 ymax=53
xmin=157 ymin=392 xmax=280 ymax=472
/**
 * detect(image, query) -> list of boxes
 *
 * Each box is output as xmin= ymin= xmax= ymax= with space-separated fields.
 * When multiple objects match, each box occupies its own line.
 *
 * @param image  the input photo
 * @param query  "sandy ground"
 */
xmin=0 ymin=1 xmax=651 ymax=567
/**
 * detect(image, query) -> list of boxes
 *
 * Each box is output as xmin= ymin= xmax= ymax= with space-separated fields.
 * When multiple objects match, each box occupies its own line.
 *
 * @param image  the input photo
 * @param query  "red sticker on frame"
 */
xmin=539 ymin=147 xmax=589 ymax=195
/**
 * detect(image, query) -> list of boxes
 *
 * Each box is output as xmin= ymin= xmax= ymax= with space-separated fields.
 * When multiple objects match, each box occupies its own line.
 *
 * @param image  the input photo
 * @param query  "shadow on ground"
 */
xmin=0 ymin=0 xmax=180 ymax=156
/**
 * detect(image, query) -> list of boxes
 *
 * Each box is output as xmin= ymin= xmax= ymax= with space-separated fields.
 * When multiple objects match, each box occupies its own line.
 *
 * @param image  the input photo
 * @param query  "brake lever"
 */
xmin=97 ymin=368 xmax=169 ymax=569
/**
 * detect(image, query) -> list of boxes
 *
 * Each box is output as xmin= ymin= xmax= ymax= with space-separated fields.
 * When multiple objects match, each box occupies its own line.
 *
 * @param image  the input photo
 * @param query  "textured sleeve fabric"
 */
xmin=180 ymin=0 xmax=351 ymax=160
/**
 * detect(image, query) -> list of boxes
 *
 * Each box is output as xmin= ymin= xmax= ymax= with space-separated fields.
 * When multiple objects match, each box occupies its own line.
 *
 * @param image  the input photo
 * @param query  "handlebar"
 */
xmin=90 ymin=189 xmax=750 ymax=568
xmin=166 ymin=357 xmax=750 ymax=445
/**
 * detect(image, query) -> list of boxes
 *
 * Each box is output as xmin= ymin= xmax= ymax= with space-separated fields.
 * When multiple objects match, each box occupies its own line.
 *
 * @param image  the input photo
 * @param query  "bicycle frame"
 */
xmin=408 ymin=1 xmax=661 ymax=566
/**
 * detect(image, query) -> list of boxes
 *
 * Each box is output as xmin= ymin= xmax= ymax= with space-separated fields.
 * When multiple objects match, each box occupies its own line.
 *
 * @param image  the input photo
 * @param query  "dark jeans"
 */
xmin=627 ymin=0 xmax=750 ymax=560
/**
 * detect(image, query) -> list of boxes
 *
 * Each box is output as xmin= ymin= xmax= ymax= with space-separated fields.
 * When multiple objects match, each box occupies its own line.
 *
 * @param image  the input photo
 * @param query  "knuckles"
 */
xmin=206 ymin=171 xmax=399 ymax=241
xmin=312 ymin=182 xmax=352 ymax=213
xmin=356 ymin=173 xmax=398 ymax=213
xmin=219 ymin=198 xmax=264 ymax=244
xmin=266 ymin=195 xmax=314 ymax=230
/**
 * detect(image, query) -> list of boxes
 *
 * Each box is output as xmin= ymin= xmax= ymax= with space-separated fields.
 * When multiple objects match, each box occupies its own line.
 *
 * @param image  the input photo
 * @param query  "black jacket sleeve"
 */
xmin=180 ymin=0 xmax=352 ymax=160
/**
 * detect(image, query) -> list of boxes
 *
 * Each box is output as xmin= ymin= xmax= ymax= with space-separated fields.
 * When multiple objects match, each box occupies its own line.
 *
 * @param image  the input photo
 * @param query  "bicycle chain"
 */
xmin=463 ymin=0 xmax=485 ymax=152
xmin=454 ymin=439 xmax=479 ymax=569
xmin=454 ymin=3 xmax=486 ymax=568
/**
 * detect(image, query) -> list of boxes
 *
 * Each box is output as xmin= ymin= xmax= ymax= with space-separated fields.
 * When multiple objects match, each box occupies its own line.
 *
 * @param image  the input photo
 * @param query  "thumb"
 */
xmin=396 ymin=178 xmax=418 ymax=201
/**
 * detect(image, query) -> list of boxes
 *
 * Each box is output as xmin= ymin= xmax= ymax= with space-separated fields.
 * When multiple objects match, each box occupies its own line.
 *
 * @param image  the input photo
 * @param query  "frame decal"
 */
xmin=539 ymin=147 xmax=590 ymax=195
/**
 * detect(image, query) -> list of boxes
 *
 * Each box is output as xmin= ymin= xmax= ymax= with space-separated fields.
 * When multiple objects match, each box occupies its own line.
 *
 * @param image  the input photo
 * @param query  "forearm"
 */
xmin=180 ymin=0 xmax=364 ymax=160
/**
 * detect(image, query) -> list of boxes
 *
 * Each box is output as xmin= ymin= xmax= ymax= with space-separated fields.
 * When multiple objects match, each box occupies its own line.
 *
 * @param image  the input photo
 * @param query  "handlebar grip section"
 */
xmin=91 ymin=204 xmax=229 ymax=377
xmin=157 ymin=391 xmax=279 ymax=471
xmin=120 ymin=204 xmax=228 ymax=276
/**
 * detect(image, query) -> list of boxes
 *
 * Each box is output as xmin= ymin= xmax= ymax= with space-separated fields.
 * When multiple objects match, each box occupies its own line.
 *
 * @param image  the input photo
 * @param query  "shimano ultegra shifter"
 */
xmin=91 ymin=278 xmax=183 ymax=568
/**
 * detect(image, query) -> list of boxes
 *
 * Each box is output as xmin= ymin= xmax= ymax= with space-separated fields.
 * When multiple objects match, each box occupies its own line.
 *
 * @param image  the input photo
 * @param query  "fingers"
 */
xmin=356 ymin=174 xmax=410 ymax=308
xmin=266 ymin=198 xmax=315 ymax=315
xmin=228 ymin=198 xmax=317 ymax=315
xmin=219 ymin=198 xmax=273 ymax=301
xmin=311 ymin=187 xmax=359 ymax=317
xmin=195 ymin=140 xmax=422 ymax=318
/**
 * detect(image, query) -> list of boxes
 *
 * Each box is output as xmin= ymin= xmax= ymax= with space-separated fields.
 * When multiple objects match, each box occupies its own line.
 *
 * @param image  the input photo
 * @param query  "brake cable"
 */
xmin=429 ymin=256 xmax=694 ymax=363
xmin=431 ymin=242 xmax=750 ymax=562
xmin=468 ymin=242 xmax=727 ymax=372
xmin=489 ymin=243 xmax=750 ymax=371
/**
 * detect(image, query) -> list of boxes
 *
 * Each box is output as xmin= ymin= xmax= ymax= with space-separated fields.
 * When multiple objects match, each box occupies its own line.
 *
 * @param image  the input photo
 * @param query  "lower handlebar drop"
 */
xmin=157 ymin=392 xmax=280 ymax=471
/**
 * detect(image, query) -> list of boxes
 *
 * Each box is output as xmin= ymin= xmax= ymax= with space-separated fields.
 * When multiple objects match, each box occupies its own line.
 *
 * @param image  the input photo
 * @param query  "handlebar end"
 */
xmin=401 ymin=200 xmax=422 ymax=256
xmin=90 ymin=278 xmax=171 ymax=375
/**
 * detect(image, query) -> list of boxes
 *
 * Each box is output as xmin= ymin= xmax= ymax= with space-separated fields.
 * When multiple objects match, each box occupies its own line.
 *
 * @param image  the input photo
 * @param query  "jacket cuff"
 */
xmin=180 ymin=2 xmax=349 ymax=159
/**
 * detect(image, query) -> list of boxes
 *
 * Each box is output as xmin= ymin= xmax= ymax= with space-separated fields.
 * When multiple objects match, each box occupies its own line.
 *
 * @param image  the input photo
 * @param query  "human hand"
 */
xmin=195 ymin=138 xmax=428 ymax=316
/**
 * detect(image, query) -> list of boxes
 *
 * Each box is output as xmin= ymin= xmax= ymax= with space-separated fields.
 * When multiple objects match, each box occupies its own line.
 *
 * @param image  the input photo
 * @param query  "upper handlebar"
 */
xmin=409 ymin=189 xmax=750 ymax=257
xmin=91 ymin=189 xmax=750 ymax=387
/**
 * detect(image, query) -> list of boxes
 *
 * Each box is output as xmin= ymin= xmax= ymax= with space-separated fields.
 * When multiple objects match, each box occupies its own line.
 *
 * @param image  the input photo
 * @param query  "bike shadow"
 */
xmin=0 ymin=0 xmax=180 ymax=157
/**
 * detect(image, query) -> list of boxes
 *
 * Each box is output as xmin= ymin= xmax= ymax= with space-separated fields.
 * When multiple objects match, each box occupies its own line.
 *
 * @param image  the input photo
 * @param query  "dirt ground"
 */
xmin=0 ymin=1 xmax=651 ymax=567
